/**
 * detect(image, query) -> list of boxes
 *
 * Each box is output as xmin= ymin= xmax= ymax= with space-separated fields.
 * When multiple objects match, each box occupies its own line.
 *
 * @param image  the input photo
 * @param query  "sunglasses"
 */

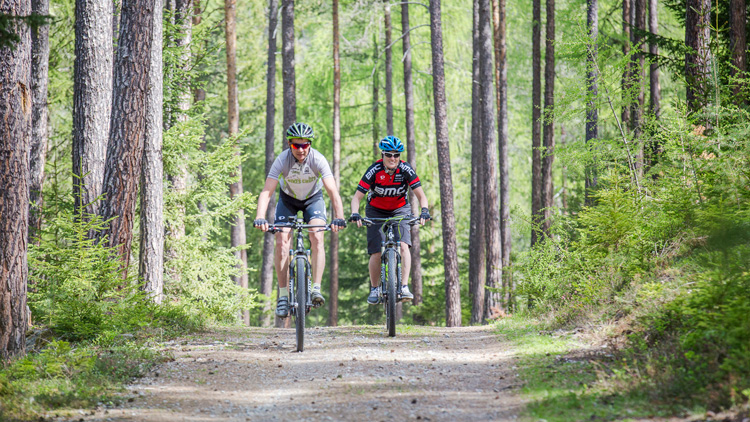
xmin=383 ymin=152 xmax=401 ymax=158
xmin=289 ymin=141 xmax=312 ymax=150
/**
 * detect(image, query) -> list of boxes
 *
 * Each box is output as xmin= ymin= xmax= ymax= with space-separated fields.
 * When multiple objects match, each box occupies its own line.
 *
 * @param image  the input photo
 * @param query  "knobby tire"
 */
xmin=385 ymin=249 xmax=398 ymax=337
xmin=295 ymin=257 xmax=306 ymax=352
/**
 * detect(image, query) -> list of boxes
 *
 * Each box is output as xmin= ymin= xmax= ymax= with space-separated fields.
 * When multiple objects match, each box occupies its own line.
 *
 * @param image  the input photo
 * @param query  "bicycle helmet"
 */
xmin=378 ymin=135 xmax=404 ymax=152
xmin=286 ymin=122 xmax=315 ymax=140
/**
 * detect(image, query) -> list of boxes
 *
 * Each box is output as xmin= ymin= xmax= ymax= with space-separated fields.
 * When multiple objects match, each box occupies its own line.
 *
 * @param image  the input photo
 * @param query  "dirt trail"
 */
xmin=64 ymin=325 xmax=525 ymax=422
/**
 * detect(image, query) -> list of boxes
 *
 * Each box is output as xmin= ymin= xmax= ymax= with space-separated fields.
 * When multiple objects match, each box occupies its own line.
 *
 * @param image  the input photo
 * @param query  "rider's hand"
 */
xmin=253 ymin=218 xmax=269 ymax=232
xmin=419 ymin=207 xmax=431 ymax=225
xmin=331 ymin=218 xmax=347 ymax=232
xmin=349 ymin=212 xmax=363 ymax=228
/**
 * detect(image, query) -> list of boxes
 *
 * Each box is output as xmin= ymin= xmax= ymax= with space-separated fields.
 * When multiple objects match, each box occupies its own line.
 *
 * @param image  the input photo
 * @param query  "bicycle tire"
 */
xmin=294 ymin=257 xmax=306 ymax=352
xmin=385 ymin=248 xmax=397 ymax=337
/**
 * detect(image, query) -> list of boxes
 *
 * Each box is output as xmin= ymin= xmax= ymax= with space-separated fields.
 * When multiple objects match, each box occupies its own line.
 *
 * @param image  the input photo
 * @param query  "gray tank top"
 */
xmin=267 ymin=148 xmax=333 ymax=200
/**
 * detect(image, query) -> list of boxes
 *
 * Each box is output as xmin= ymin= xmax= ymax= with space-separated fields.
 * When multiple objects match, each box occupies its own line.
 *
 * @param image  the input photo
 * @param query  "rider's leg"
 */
xmin=274 ymin=229 xmax=292 ymax=290
xmin=400 ymin=242 xmax=411 ymax=287
xmin=308 ymin=221 xmax=326 ymax=288
xmin=369 ymin=252 xmax=381 ymax=287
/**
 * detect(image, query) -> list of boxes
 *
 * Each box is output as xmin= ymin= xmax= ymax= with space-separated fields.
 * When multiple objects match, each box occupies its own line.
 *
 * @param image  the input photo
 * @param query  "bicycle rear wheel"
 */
xmin=385 ymin=249 xmax=397 ymax=337
xmin=294 ymin=257 xmax=306 ymax=352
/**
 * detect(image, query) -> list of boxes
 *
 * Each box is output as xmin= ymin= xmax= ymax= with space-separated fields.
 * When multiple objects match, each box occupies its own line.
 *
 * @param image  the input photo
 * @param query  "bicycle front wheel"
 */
xmin=385 ymin=248 xmax=398 ymax=337
xmin=294 ymin=257 xmax=307 ymax=352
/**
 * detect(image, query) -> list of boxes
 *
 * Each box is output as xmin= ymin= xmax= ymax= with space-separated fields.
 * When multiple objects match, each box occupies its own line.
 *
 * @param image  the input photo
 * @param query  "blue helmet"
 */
xmin=378 ymin=136 xmax=405 ymax=152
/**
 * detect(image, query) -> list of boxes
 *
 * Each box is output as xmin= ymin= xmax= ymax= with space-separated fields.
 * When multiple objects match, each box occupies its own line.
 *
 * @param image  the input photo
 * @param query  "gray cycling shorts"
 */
xmin=365 ymin=204 xmax=412 ymax=255
xmin=275 ymin=190 xmax=327 ymax=224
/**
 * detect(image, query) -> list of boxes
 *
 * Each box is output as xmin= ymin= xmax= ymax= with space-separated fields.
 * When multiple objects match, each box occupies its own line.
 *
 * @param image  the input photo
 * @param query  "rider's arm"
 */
xmin=351 ymin=190 xmax=365 ymax=214
xmin=255 ymin=177 xmax=279 ymax=220
xmin=322 ymin=177 xmax=345 ymax=219
xmin=412 ymin=186 xmax=428 ymax=210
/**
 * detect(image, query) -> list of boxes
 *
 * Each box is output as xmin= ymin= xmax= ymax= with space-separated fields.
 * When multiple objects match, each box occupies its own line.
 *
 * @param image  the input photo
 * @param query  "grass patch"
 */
xmin=0 ymin=340 xmax=171 ymax=422
xmin=496 ymin=316 xmax=703 ymax=422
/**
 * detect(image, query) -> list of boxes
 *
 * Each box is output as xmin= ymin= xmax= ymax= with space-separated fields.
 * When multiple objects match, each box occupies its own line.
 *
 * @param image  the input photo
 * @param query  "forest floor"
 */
xmin=53 ymin=324 xmax=528 ymax=422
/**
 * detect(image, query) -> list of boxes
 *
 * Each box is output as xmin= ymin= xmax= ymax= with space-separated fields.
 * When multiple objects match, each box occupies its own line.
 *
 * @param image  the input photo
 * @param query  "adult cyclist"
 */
xmin=349 ymin=136 xmax=430 ymax=305
xmin=254 ymin=123 xmax=347 ymax=318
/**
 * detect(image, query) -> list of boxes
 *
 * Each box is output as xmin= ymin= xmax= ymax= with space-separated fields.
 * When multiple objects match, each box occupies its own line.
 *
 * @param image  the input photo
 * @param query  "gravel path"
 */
xmin=66 ymin=325 xmax=524 ymax=422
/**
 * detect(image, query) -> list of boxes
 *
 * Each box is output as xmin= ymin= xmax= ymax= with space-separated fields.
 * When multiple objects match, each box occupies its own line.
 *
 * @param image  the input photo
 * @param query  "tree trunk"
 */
xmin=277 ymin=0 xmax=295 ymax=328
xmin=226 ymin=0 xmax=249 ymax=325
xmin=429 ymin=0 xmax=461 ymax=327
xmin=648 ymin=0 xmax=660 ymax=118
xmin=98 ymin=0 xmax=155 ymax=273
xmin=260 ymin=0 xmax=278 ymax=328
xmin=139 ymin=0 xmax=164 ymax=303
xmin=632 ymin=0 xmax=645 ymax=175
xmin=530 ymin=0 xmax=542 ymax=248
xmin=729 ymin=0 xmax=746 ymax=96
xmin=479 ymin=0 xmax=502 ymax=322
xmin=685 ymin=0 xmax=711 ymax=113
xmin=585 ymin=0 xmax=598 ymax=205
xmin=73 ymin=0 xmax=112 ymax=218
xmin=164 ymin=0 xmax=192 ymax=288
xmin=469 ymin=0 xmax=486 ymax=324
xmin=0 ymin=0 xmax=31 ymax=359
xmin=402 ymin=1 xmax=423 ymax=310
xmin=622 ymin=0 xmax=631 ymax=129
xmin=29 ymin=0 xmax=50 ymax=243
xmin=372 ymin=30 xmax=380 ymax=159
xmin=541 ymin=0 xmax=555 ymax=239
xmin=281 ymin=0 xmax=296 ymax=132
xmin=384 ymin=0 xmax=393 ymax=135
xmin=493 ymin=0 xmax=512 ymax=310
xmin=328 ymin=0 xmax=341 ymax=327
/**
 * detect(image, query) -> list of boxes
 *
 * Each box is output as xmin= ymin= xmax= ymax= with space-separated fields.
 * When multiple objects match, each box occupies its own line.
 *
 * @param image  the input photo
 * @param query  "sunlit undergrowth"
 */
xmin=514 ymin=96 xmax=750 ymax=413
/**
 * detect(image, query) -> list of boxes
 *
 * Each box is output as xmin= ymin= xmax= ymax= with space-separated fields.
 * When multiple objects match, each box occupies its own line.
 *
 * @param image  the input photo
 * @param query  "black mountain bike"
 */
xmin=360 ymin=216 xmax=420 ymax=337
xmin=270 ymin=218 xmax=330 ymax=352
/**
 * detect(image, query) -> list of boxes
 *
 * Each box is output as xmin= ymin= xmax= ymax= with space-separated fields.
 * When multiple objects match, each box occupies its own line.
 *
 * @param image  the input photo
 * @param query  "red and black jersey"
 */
xmin=356 ymin=160 xmax=422 ymax=211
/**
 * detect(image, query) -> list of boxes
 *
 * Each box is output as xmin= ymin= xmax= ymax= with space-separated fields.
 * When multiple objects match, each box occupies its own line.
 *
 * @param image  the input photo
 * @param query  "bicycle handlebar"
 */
xmin=360 ymin=216 xmax=421 ymax=227
xmin=268 ymin=222 xmax=331 ymax=234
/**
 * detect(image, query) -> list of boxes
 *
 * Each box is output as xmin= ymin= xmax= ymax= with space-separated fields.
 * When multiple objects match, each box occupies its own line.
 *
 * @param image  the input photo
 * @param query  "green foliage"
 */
xmin=0 ymin=341 xmax=166 ymax=421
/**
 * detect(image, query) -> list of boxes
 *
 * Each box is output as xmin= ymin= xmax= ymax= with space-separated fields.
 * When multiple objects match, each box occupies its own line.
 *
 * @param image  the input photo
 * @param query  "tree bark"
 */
xmin=621 ymin=0 xmax=631 ymax=129
xmin=139 ymin=0 xmax=164 ymax=303
xmin=73 ymin=0 xmax=112 ymax=218
xmin=372 ymin=29 xmax=380 ymax=159
xmin=226 ymin=0 xmax=249 ymax=325
xmin=402 ymin=1 xmax=423 ymax=310
xmin=98 ymin=0 xmax=155 ymax=273
xmin=585 ymin=0 xmax=598 ymax=205
xmin=530 ymin=0 xmax=542 ymax=248
xmin=328 ymin=0 xmax=341 ymax=327
xmin=260 ymin=0 xmax=278 ymax=328
xmin=541 ymin=0 xmax=555 ymax=239
xmin=729 ymin=0 xmax=746 ymax=96
xmin=479 ymin=0 xmax=502 ymax=322
xmin=632 ymin=0 xmax=645 ymax=175
xmin=282 ymin=0 xmax=296 ymax=132
xmin=648 ymin=0 xmax=660 ymax=118
xmin=0 ymin=0 xmax=31 ymax=359
xmin=685 ymin=0 xmax=711 ymax=113
xmin=469 ymin=0 xmax=486 ymax=324
xmin=277 ymin=0 xmax=295 ymax=328
xmin=384 ymin=0 xmax=393 ymax=136
xmin=29 ymin=0 xmax=50 ymax=243
xmin=493 ymin=0 xmax=512 ymax=310
xmin=429 ymin=0 xmax=461 ymax=327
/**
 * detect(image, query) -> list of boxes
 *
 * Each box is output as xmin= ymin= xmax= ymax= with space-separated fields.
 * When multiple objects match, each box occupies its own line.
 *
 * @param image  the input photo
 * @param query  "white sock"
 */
xmin=311 ymin=284 xmax=321 ymax=292
xmin=279 ymin=287 xmax=288 ymax=298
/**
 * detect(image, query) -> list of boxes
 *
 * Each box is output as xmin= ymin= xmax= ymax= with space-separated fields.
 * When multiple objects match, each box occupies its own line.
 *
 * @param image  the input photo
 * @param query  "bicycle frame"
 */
xmin=270 ymin=217 xmax=329 ymax=351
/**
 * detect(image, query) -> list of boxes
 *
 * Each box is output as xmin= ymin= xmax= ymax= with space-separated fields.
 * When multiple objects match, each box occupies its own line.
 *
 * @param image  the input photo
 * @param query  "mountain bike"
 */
xmin=269 ymin=218 xmax=330 ymax=352
xmin=360 ymin=215 xmax=420 ymax=337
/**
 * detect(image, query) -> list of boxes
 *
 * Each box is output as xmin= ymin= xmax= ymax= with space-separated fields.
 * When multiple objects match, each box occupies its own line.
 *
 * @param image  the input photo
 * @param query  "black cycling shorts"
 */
xmin=365 ymin=203 xmax=412 ymax=255
xmin=275 ymin=190 xmax=327 ymax=224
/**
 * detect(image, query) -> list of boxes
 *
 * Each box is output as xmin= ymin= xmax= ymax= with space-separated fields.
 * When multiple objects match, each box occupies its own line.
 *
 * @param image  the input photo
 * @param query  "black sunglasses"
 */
xmin=383 ymin=152 xmax=401 ymax=158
